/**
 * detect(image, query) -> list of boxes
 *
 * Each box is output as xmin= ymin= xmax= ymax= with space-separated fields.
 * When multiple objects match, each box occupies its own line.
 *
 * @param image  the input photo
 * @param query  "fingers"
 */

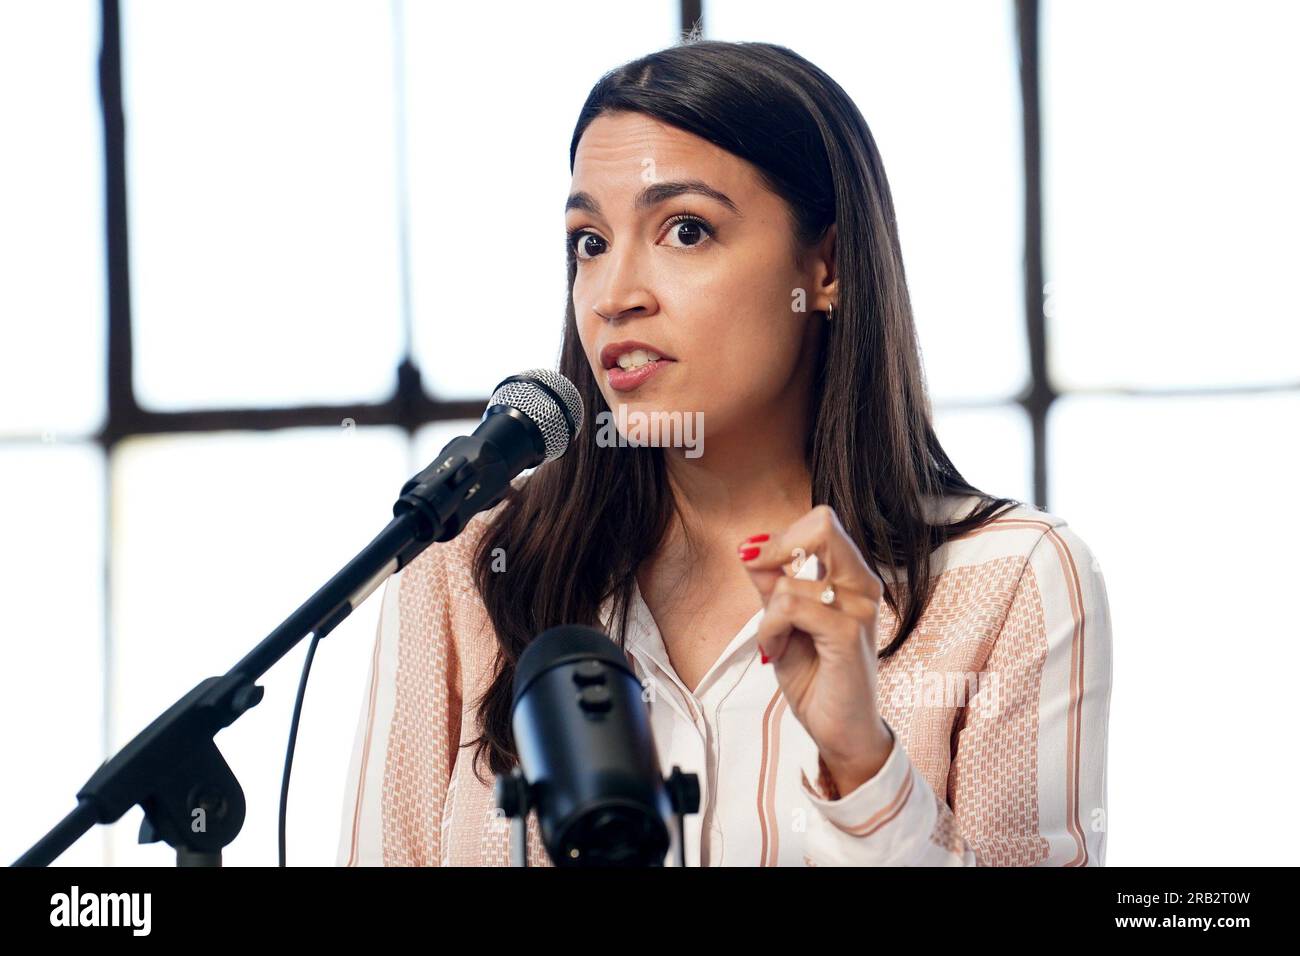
xmin=737 ymin=504 xmax=883 ymax=602
xmin=736 ymin=533 xmax=787 ymax=602
xmin=754 ymin=576 xmax=878 ymax=665
xmin=763 ymin=576 xmax=879 ymax=621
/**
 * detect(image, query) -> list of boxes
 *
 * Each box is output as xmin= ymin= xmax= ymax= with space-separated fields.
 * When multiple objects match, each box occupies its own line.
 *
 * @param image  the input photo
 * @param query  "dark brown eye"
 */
xmin=662 ymin=214 xmax=714 ymax=249
xmin=673 ymin=221 xmax=703 ymax=245
xmin=571 ymin=231 xmax=606 ymax=260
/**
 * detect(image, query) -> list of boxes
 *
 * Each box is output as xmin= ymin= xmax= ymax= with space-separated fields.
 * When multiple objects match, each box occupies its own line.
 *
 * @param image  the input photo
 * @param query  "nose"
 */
xmin=589 ymin=244 xmax=656 ymax=322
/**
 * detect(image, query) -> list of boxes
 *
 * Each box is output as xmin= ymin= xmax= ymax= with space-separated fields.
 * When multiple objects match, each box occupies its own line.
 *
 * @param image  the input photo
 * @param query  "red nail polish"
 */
xmin=739 ymin=546 xmax=761 ymax=561
xmin=760 ymin=649 xmax=770 ymax=664
xmin=744 ymin=533 xmax=770 ymax=544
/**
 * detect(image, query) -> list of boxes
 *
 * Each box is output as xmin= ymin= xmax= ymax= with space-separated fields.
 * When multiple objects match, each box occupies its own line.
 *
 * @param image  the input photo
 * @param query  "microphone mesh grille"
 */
xmin=487 ymin=369 xmax=584 ymax=463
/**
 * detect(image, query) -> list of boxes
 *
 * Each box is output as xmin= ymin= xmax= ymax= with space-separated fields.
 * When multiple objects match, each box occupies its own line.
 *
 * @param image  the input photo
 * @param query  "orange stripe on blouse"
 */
xmin=756 ymin=688 xmax=784 ymax=865
xmin=834 ymin=769 xmax=916 ymax=837
xmin=1044 ymin=528 xmax=1089 ymax=866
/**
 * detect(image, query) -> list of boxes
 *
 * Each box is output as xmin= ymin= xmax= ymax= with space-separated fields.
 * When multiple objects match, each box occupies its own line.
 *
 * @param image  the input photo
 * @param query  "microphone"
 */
xmin=505 ymin=625 xmax=693 ymax=867
xmin=393 ymin=368 xmax=582 ymax=545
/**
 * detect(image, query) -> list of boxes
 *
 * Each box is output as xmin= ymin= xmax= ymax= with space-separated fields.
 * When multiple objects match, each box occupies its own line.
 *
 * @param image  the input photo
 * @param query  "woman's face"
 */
xmin=567 ymin=111 xmax=833 ymax=455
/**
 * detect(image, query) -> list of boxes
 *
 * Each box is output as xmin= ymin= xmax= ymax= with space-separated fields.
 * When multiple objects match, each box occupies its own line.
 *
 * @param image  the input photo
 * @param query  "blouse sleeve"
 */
xmin=797 ymin=522 xmax=1113 ymax=866
xmin=335 ymin=541 xmax=463 ymax=866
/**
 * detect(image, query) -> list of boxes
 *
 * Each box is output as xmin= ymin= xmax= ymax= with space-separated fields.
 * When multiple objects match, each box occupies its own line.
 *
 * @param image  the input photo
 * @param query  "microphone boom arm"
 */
xmin=13 ymin=409 xmax=544 ymax=867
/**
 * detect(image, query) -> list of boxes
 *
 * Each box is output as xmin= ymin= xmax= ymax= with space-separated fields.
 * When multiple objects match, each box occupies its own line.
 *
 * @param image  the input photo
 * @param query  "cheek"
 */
xmin=573 ymin=277 xmax=612 ymax=367
xmin=705 ymin=330 xmax=804 ymax=404
xmin=574 ymin=310 xmax=601 ymax=367
xmin=684 ymin=277 xmax=807 ymax=393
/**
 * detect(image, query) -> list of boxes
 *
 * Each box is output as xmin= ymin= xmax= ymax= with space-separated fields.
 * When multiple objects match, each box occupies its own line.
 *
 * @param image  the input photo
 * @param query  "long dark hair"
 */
xmin=467 ymin=39 xmax=1024 ymax=781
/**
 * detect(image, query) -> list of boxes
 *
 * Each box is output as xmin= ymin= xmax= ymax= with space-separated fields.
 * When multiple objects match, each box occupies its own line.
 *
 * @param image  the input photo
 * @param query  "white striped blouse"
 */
xmin=337 ymin=494 xmax=1112 ymax=866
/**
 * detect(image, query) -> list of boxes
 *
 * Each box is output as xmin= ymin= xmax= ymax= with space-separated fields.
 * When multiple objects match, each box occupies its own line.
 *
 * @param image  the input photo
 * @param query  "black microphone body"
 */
xmin=511 ymin=626 xmax=675 ymax=866
xmin=393 ymin=369 xmax=582 ymax=547
xmin=395 ymin=407 xmax=541 ymax=543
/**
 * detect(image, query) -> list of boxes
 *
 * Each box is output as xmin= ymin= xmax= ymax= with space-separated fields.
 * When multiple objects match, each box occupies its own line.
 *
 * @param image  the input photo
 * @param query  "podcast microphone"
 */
xmin=393 ymin=368 xmax=583 ymax=547
xmin=502 ymin=625 xmax=699 ymax=867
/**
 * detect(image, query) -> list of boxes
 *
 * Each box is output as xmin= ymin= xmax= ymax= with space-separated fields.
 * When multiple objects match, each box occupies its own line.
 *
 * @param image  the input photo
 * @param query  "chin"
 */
xmin=588 ymin=395 xmax=712 ymax=459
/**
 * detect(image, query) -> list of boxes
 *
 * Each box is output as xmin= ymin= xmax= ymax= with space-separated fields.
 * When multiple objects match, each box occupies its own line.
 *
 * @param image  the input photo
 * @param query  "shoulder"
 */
xmin=397 ymin=469 xmax=534 ymax=588
xmin=377 ymin=495 xmax=515 ymax=696
xmin=396 ymin=495 xmax=512 ymax=599
xmin=896 ymin=493 xmax=1105 ymax=603
xmin=387 ymin=471 xmax=529 ymax=624
xmin=929 ymin=493 xmax=1076 ymax=569
xmin=937 ymin=494 xmax=1109 ymax=630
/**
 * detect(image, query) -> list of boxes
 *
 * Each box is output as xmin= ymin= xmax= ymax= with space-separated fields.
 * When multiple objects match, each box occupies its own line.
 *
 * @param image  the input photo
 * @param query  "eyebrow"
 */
xmin=565 ymin=179 xmax=741 ymax=218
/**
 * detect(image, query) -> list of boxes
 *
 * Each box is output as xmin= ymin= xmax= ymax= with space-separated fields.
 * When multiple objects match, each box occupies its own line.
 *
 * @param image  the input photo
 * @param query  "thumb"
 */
xmin=741 ymin=563 xmax=784 ymax=601
xmin=739 ymin=541 xmax=810 ymax=600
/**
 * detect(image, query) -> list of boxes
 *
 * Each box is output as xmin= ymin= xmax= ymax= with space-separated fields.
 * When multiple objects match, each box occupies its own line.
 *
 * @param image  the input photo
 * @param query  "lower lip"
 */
xmin=606 ymin=359 xmax=674 ymax=392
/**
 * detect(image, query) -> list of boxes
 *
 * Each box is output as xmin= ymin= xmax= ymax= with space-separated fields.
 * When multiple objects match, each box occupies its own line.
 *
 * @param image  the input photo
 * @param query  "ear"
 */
xmin=813 ymin=223 xmax=838 ymax=313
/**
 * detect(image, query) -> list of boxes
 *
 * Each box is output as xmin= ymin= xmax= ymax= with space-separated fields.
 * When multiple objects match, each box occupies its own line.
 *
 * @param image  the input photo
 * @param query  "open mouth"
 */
xmin=606 ymin=355 xmax=674 ymax=392
xmin=599 ymin=340 xmax=678 ymax=392
xmin=610 ymin=347 xmax=661 ymax=371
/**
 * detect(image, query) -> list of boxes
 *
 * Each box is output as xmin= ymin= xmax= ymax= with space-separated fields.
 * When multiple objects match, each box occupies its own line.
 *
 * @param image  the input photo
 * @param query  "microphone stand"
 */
xmin=495 ymin=766 xmax=700 ymax=867
xmin=13 ymin=422 xmax=537 ymax=867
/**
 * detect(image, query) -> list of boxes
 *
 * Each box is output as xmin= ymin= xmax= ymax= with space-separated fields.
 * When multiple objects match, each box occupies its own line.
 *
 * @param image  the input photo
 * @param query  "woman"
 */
xmin=338 ymin=39 xmax=1112 ymax=867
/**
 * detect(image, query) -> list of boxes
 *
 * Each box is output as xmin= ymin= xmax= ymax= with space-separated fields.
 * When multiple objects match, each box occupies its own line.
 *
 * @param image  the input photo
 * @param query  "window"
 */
xmin=2 ymin=0 xmax=1292 ymax=867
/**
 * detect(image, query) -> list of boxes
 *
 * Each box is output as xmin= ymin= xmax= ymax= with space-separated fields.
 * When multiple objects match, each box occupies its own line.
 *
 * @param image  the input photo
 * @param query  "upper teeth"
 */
xmin=616 ymin=349 xmax=660 ymax=370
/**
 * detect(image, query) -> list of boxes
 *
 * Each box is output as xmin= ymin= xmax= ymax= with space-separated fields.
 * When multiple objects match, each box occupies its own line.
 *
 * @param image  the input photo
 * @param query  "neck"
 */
xmin=661 ymin=401 xmax=814 ymax=559
xmin=652 ymin=331 xmax=823 ymax=571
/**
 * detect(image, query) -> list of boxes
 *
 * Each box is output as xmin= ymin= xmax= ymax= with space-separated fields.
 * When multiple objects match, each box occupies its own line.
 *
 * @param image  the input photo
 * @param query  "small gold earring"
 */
xmin=825 ymin=302 xmax=835 ymax=322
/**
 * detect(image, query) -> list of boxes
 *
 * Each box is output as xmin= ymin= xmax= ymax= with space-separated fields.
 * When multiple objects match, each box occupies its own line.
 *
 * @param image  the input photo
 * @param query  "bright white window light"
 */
xmin=0 ymin=0 xmax=105 ymax=438
xmin=1050 ymin=392 xmax=1300 ymax=865
xmin=0 ymin=442 xmax=105 ymax=866
xmin=1043 ymin=0 xmax=1300 ymax=389
xmin=122 ymin=0 xmax=404 ymax=410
